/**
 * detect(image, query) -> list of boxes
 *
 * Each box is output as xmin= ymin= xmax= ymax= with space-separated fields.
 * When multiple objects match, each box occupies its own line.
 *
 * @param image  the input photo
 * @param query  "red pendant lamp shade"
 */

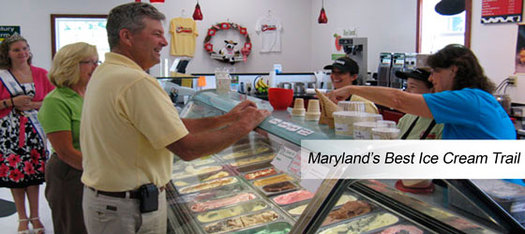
xmin=193 ymin=2 xmax=203 ymax=21
xmin=318 ymin=8 xmax=328 ymax=24
xmin=318 ymin=0 xmax=327 ymax=24
xmin=150 ymin=0 xmax=165 ymax=3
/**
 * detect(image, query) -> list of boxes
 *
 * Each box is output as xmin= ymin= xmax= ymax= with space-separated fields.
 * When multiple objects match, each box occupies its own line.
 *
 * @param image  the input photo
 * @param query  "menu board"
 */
xmin=481 ymin=0 xmax=523 ymax=24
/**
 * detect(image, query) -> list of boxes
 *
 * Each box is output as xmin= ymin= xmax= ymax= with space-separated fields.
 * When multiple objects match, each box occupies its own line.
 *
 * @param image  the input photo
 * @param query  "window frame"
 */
xmin=416 ymin=0 xmax=472 ymax=52
xmin=50 ymin=14 xmax=108 ymax=58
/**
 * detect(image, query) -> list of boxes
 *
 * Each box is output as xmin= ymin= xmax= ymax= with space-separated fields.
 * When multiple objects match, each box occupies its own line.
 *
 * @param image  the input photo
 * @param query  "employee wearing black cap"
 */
xmin=324 ymin=56 xmax=378 ymax=114
xmin=327 ymin=44 xmax=515 ymax=139
xmin=395 ymin=68 xmax=443 ymax=139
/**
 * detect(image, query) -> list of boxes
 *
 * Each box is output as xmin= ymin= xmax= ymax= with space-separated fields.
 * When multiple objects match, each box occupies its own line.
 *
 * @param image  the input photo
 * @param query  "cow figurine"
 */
xmin=219 ymin=40 xmax=240 ymax=64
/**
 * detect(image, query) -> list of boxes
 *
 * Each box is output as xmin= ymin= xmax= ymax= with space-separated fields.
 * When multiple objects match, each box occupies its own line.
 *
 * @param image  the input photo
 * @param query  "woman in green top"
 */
xmin=38 ymin=42 xmax=98 ymax=234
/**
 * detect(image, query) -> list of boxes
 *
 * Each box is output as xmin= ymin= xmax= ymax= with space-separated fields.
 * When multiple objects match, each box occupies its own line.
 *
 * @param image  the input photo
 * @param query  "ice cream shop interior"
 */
xmin=3 ymin=0 xmax=525 ymax=233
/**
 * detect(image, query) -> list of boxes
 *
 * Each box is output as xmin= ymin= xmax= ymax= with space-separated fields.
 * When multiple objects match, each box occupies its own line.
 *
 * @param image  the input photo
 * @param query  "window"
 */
xmin=51 ymin=14 xmax=109 ymax=60
xmin=417 ymin=0 xmax=472 ymax=53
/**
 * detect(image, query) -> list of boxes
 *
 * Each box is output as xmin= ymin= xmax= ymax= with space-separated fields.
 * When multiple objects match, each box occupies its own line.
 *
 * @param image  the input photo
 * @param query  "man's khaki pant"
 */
xmin=82 ymin=186 xmax=167 ymax=234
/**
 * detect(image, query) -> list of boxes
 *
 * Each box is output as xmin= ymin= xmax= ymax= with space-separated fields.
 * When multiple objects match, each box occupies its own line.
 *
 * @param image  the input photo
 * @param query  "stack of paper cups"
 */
xmin=305 ymin=99 xmax=321 ymax=121
xmin=291 ymin=98 xmax=306 ymax=116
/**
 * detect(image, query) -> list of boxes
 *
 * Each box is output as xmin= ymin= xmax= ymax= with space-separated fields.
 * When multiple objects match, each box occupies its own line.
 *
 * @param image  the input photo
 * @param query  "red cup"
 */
xmin=268 ymin=88 xmax=293 ymax=110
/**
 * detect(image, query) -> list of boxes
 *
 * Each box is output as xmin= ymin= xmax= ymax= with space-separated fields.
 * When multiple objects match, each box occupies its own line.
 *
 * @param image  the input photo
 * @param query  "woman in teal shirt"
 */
xmin=38 ymin=42 xmax=98 ymax=234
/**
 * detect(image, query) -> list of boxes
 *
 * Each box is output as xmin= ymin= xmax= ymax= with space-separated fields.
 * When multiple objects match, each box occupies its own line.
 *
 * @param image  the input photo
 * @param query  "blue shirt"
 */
xmin=423 ymin=88 xmax=515 ymax=139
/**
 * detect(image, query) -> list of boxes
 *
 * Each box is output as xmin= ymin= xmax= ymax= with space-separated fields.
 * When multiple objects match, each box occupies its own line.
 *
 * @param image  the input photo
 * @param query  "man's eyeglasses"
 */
xmin=79 ymin=60 xmax=101 ymax=65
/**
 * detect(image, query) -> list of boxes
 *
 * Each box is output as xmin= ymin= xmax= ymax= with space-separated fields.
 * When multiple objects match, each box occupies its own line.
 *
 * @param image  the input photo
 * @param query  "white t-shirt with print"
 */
xmin=255 ymin=15 xmax=282 ymax=53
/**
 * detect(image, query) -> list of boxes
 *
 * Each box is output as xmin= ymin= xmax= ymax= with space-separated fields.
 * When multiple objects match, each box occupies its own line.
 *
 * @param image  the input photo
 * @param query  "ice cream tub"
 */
xmin=285 ymin=200 xmax=311 ymax=217
xmin=333 ymin=111 xmax=376 ymax=136
xmin=372 ymin=127 xmax=401 ymax=139
xmin=203 ymin=210 xmax=281 ymax=233
xmin=229 ymin=152 xmax=276 ymax=168
xmin=253 ymin=174 xmax=294 ymax=187
xmin=273 ymin=189 xmax=315 ymax=206
xmin=179 ymin=177 xmax=239 ymax=195
xmin=235 ymin=161 xmax=274 ymax=173
xmin=231 ymin=221 xmax=292 ymax=234
xmin=318 ymin=212 xmax=400 ymax=234
xmin=242 ymin=167 xmax=280 ymax=181
xmin=372 ymin=222 xmax=426 ymax=234
xmin=180 ymin=182 xmax=249 ymax=204
xmin=173 ymin=156 xmax=217 ymax=171
xmin=257 ymin=180 xmax=299 ymax=197
xmin=171 ymin=165 xmax=224 ymax=180
xmin=219 ymin=143 xmax=274 ymax=160
xmin=353 ymin=121 xmax=385 ymax=139
xmin=285 ymin=192 xmax=360 ymax=218
xmin=173 ymin=170 xmax=232 ymax=189
xmin=196 ymin=199 xmax=269 ymax=224
xmin=190 ymin=192 xmax=259 ymax=213
xmin=321 ymin=200 xmax=374 ymax=226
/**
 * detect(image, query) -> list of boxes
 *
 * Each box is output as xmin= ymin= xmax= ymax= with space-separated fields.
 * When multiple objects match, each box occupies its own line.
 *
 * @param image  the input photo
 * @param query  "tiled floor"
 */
xmin=0 ymin=184 xmax=54 ymax=234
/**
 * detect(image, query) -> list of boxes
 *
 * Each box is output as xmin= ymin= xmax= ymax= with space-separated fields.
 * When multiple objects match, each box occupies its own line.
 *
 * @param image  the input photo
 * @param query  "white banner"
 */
xmin=300 ymin=140 xmax=525 ymax=179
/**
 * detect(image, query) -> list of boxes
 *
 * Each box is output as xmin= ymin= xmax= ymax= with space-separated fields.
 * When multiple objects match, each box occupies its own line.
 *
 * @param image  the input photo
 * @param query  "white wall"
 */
xmin=470 ymin=0 xmax=524 ymax=103
xmin=1 ymin=0 xmax=313 ymax=74
xmin=1 ymin=0 xmax=523 ymax=102
xmin=309 ymin=0 xmax=417 ymax=74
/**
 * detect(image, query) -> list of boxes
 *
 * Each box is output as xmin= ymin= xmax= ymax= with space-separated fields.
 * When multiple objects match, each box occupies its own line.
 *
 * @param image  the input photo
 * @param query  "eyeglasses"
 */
xmin=79 ymin=60 xmax=101 ymax=65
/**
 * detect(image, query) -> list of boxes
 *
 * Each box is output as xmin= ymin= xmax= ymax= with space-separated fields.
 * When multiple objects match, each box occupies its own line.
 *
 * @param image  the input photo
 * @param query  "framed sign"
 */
xmin=481 ymin=0 xmax=523 ymax=24
xmin=51 ymin=14 xmax=109 ymax=59
xmin=0 ymin=26 xmax=20 ymax=43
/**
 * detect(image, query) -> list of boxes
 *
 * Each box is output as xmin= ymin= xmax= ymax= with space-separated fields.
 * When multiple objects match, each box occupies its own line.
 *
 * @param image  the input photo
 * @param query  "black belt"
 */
xmin=88 ymin=186 xmax=141 ymax=199
xmin=87 ymin=185 xmax=166 ymax=199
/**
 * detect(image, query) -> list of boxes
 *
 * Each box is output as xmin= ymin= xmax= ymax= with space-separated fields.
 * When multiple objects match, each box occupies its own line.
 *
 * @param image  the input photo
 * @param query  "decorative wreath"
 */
xmin=203 ymin=22 xmax=252 ymax=64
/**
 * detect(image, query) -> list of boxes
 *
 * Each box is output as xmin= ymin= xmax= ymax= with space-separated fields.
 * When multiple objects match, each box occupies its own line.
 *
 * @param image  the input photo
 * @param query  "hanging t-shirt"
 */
xmin=169 ymin=17 xmax=198 ymax=57
xmin=255 ymin=15 xmax=282 ymax=53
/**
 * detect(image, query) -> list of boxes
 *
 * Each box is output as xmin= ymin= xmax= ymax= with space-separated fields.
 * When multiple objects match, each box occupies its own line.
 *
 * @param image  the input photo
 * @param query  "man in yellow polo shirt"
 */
xmin=80 ymin=3 xmax=270 ymax=233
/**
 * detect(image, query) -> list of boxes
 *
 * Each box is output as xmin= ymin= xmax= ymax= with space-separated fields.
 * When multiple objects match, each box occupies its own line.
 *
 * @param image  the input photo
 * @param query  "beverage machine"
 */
xmin=339 ymin=37 xmax=367 ymax=85
xmin=377 ymin=52 xmax=392 ymax=87
xmin=389 ymin=53 xmax=406 ymax=89
xmin=376 ymin=52 xmax=430 ymax=89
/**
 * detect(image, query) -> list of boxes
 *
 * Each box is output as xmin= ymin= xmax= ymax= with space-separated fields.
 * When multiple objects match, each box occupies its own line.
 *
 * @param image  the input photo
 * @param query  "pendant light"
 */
xmin=193 ymin=0 xmax=203 ymax=21
xmin=318 ymin=0 xmax=328 ymax=24
xmin=435 ymin=0 xmax=465 ymax=16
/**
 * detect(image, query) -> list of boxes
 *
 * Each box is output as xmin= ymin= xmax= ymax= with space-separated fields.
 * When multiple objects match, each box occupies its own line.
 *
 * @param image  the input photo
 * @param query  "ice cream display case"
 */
xmin=166 ymin=90 xmax=524 ymax=234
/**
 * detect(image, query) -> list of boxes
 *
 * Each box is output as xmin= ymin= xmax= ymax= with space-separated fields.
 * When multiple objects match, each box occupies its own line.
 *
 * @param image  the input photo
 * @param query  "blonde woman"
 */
xmin=38 ymin=42 xmax=98 ymax=234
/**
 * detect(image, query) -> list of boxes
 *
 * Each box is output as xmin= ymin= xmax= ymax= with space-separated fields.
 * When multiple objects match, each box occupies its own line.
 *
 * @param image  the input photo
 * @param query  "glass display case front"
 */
xmin=166 ymin=90 xmax=524 ymax=234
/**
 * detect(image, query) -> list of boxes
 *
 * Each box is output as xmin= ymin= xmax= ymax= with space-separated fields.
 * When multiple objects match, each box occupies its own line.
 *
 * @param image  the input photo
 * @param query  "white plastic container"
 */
xmin=215 ymin=71 xmax=231 ymax=94
xmin=353 ymin=121 xmax=386 ymax=139
xmin=372 ymin=127 xmax=400 ymax=139
xmin=337 ymin=101 xmax=365 ymax=112
xmin=333 ymin=111 xmax=375 ymax=136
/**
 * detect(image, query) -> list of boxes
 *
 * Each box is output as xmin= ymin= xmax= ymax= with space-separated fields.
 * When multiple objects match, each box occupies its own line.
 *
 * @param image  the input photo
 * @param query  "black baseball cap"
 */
xmin=395 ymin=68 xmax=433 ymax=87
xmin=323 ymin=57 xmax=359 ymax=75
